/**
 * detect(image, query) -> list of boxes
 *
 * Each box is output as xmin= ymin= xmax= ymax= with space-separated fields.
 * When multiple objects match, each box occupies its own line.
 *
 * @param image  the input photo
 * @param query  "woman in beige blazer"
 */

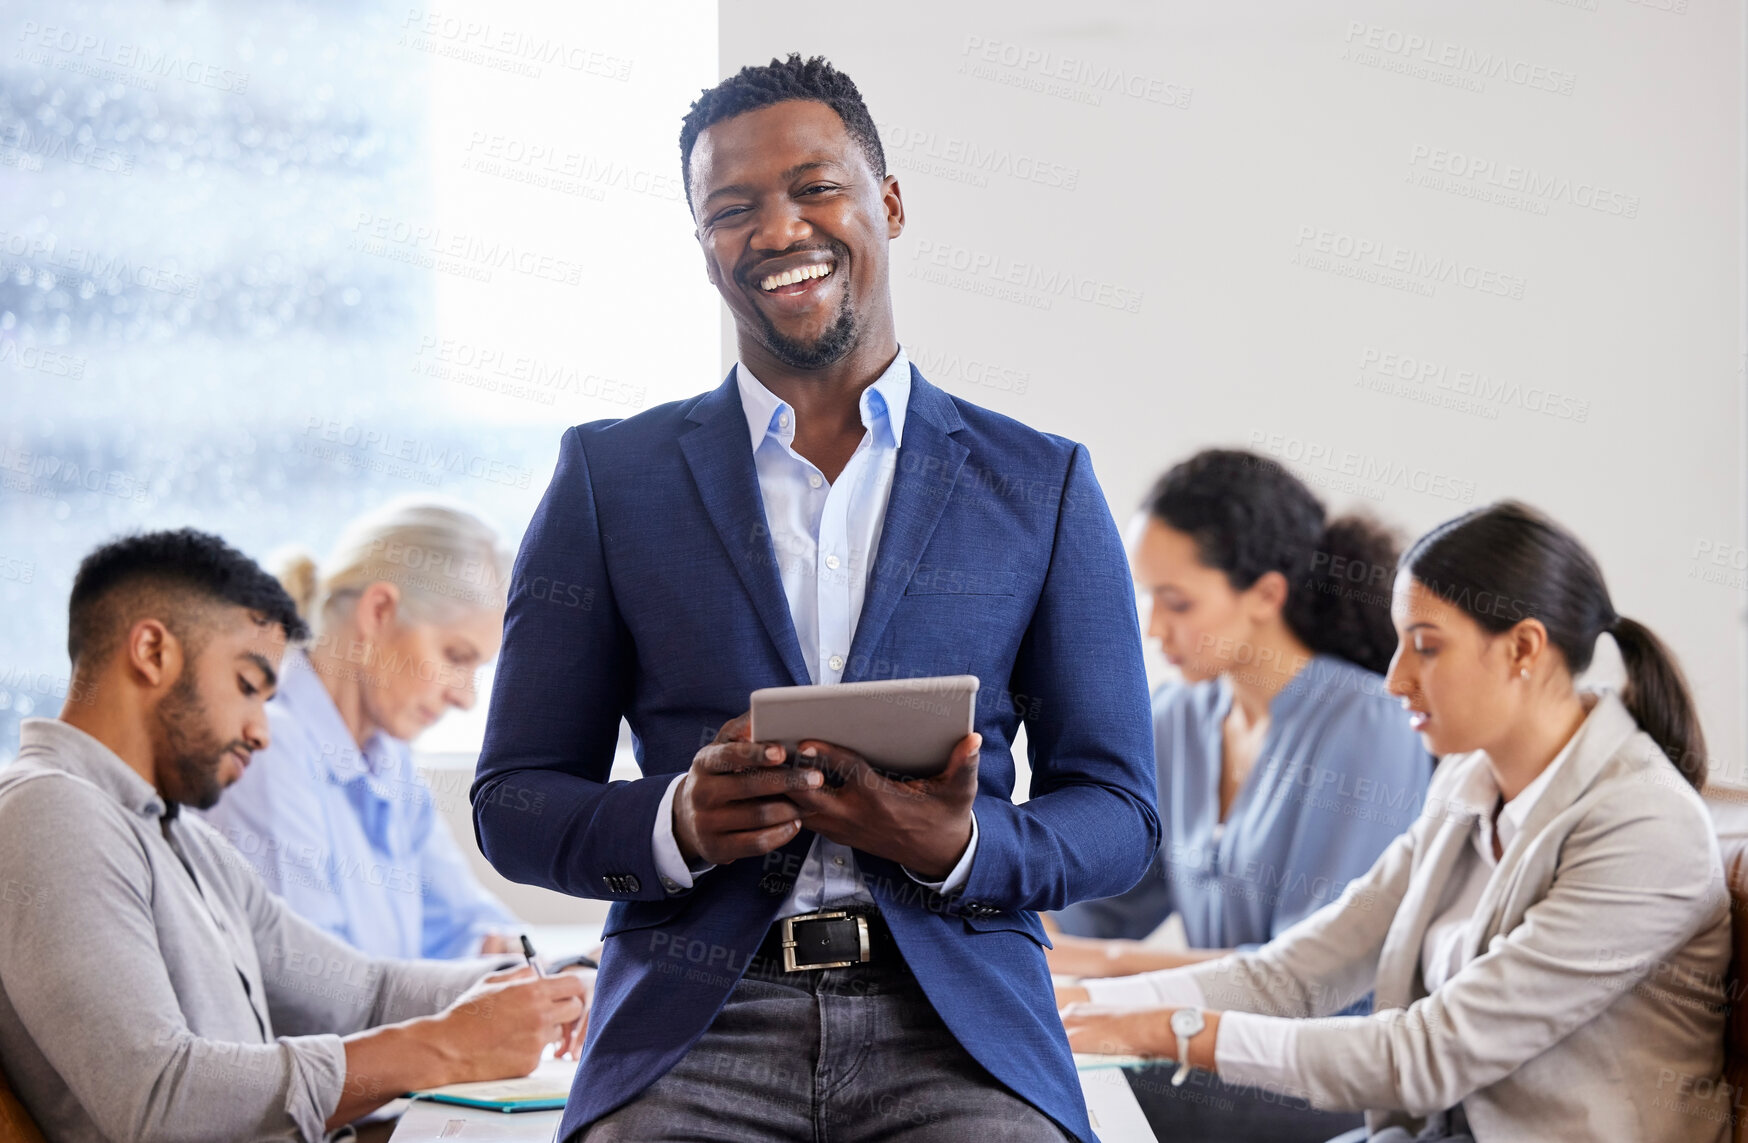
xmin=1058 ymin=501 xmax=1731 ymax=1143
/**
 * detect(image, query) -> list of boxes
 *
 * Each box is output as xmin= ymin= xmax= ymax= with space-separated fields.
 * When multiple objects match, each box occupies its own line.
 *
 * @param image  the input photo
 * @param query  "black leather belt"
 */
xmin=754 ymin=908 xmax=901 ymax=972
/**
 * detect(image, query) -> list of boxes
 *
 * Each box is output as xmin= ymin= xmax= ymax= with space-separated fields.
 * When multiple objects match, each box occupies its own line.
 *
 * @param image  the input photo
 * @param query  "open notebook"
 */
xmin=408 ymin=1056 xmax=576 ymax=1113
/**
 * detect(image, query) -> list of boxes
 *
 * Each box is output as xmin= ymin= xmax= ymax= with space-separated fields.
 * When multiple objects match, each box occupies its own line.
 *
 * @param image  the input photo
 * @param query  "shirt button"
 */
xmin=778 ymin=413 xmax=790 ymax=428
xmin=808 ymin=473 xmax=823 ymax=489
xmin=828 ymin=654 xmax=844 ymax=672
xmin=824 ymin=554 xmax=840 ymax=570
xmin=832 ymin=856 xmax=845 ymax=867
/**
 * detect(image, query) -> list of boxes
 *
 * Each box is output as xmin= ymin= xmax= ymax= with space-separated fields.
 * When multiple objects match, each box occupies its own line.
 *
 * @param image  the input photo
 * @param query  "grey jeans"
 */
xmin=581 ymin=953 xmax=1071 ymax=1143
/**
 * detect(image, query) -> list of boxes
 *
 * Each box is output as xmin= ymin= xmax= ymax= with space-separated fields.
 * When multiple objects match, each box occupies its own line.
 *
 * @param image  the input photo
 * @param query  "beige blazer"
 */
xmin=1183 ymin=689 xmax=1731 ymax=1142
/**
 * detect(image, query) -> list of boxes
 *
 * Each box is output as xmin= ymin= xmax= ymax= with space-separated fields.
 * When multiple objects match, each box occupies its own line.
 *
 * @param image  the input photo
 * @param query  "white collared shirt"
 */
xmin=650 ymin=347 xmax=978 ymax=915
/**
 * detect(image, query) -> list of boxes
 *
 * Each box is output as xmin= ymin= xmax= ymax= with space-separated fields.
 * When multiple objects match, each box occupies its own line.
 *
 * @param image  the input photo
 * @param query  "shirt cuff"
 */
xmin=1083 ymin=968 xmax=1207 ymax=1010
xmin=1212 ymin=1010 xmax=1301 ymax=1093
xmin=652 ymin=773 xmax=715 ymax=893
xmin=902 ymin=811 xmax=978 ymax=894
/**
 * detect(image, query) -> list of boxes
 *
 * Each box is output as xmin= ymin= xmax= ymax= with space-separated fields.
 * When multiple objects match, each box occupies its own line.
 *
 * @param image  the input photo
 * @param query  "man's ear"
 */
xmin=125 ymin=617 xmax=179 ymax=690
xmin=883 ymin=174 xmax=905 ymax=239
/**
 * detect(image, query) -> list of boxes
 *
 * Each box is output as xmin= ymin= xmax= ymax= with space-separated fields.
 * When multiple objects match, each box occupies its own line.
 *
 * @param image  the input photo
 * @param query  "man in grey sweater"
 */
xmin=0 ymin=528 xmax=589 ymax=1142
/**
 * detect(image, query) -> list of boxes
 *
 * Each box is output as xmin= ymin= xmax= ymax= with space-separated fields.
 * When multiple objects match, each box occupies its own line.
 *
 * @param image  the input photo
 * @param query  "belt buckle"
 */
xmin=779 ymin=909 xmax=871 ymax=972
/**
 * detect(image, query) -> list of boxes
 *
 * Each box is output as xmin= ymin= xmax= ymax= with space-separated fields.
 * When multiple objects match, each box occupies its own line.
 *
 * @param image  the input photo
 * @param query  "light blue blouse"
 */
xmin=1055 ymin=655 xmax=1431 ymax=949
xmin=201 ymin=649 xmax=517 ymax=959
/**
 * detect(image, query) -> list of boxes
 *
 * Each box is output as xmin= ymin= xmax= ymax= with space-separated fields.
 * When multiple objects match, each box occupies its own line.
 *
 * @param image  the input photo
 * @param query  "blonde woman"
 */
xmin=1058 ymin=502 xmax=1729 ymax=1142
xmin=203 ymin=497 xmax=522 ymax=958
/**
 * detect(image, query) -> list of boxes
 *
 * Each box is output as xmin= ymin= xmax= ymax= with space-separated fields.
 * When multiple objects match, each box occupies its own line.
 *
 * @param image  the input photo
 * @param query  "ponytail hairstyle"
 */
xmin=269 ymin=496 xmax=514 ymax=642
xmin=1401 ymin=500 xmax=1707 ymax=790
xmin=1144 ymin=449 xmax=1402 ymax=676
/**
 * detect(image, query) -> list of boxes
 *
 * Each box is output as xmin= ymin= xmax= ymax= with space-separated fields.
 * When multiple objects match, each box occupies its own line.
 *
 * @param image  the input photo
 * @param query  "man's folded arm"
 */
xmin=470 ymin=425 xmax=674 ymax=902
xmin=958 ymin=442 xmax=1160 ymax=914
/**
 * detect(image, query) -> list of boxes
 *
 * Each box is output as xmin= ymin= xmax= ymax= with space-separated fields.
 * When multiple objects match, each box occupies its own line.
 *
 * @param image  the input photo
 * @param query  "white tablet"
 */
xmin=749 ymin=675 xmax=981 ymax=778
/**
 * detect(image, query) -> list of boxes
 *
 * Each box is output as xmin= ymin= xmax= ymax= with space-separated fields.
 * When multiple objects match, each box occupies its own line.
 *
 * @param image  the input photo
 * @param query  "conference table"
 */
xmin=382 ymin=924 xmax=1160 ymax=1143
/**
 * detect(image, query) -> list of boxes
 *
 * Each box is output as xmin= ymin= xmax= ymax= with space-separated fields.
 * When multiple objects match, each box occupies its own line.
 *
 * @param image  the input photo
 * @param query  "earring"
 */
xmin=1519 ymin=668 xmax=1529 ymax=679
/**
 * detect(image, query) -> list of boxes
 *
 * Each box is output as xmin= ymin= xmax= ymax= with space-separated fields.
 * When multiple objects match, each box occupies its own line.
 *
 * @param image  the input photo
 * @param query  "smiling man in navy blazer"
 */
xmin=472 ymin=54 xmax=1158 ymax=1143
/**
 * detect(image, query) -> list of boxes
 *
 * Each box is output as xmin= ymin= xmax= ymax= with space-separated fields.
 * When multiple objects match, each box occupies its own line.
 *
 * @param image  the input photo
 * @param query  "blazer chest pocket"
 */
xmin=903 ymin=566 xmax=1017 ymax=597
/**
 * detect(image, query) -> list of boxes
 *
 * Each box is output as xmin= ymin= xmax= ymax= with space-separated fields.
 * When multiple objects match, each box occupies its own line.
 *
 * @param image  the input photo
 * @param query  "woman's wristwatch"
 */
xmin=1169 ymin=1007 xmax=1206 ymax=1087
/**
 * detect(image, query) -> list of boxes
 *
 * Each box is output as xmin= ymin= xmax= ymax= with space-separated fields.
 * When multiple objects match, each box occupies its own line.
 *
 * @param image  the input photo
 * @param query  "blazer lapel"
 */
xmin=1376 ymin=762 xmax=1488 ymax=1008
xmin=843 ymin=370 xmax=968 ymax=681
xmin=1460 ymin=691 xmax=1639 ymax=962
xmin=679 ymin=374 xmax=811 ymax=688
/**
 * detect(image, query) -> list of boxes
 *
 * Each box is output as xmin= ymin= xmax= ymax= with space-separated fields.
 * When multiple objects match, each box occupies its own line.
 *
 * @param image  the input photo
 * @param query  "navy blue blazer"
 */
xmin=471 ymin=367 xmax=1159 ymax=1142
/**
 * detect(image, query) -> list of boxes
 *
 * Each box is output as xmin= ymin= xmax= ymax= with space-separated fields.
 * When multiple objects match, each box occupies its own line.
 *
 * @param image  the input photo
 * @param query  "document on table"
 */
xmin=1073 ymin=1052 xmax=1152 ymax=1070
xmin=1078 ymin=1063 xmax=1160 ymax=1143
xmin=408 ymin=1056 xmax=576 ymax=1112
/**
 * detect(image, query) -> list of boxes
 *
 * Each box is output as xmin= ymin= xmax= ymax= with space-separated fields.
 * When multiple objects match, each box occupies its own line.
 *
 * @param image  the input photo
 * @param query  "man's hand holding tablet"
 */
xmin=673 ymin=711 xmax=825 ymax=866
xmin=783 ymin=730 xmax=980 ymax=881
xmin=672 ymin=677 xmax=982 ymax=879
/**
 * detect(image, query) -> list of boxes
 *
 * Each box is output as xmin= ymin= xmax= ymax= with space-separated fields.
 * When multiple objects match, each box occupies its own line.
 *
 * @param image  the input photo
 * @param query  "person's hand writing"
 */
xmin=784 ymin=733 xmax=981 ymax=881
xmin=433 ymin=966 xmax=589 ymax=1081
xmin=673 ymin=712 xmax=824 ymax=865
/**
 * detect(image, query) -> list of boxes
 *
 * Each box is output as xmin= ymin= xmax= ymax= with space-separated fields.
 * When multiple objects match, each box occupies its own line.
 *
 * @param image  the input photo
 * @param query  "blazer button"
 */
xmin=623 ymin=874 xmax=641 ymax=894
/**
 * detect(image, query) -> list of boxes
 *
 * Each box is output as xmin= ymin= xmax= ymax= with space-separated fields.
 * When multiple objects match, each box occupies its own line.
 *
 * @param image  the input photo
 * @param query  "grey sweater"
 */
xmin=0 ymin=718 xmax=488 ymax=1141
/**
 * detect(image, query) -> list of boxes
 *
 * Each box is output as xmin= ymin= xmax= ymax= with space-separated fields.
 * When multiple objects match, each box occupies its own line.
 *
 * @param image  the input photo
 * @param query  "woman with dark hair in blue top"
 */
xmin=1049 ymin=449 xmax=1433 ymax=1142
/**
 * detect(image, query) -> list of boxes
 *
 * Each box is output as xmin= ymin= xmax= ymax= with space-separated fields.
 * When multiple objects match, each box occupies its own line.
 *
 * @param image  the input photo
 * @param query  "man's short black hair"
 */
xmin=678 ymin=54 xmax=886 ymax=209
xmin=68 ymin=528 xmax=309 ymax=668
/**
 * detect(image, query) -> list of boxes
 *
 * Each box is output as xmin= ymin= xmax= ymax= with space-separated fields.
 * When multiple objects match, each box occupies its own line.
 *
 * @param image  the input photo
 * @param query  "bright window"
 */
xmin=0 ymin=0 xmax=719 ymax=759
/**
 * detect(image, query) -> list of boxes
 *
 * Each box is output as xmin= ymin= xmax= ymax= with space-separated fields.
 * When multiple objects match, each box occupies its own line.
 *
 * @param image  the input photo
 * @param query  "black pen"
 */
xmin=520 ymin=933 xmax=547 ymax=977
xmin=521 ymin=932 xmax=600 ymax=972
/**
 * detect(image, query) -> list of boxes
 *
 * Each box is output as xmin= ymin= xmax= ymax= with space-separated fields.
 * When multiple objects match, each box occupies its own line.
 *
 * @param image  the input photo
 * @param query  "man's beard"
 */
xmin=746 ymin=244 xmax=860 ymax=369
xmin=154 ymin=670 xmax=235 ymax=811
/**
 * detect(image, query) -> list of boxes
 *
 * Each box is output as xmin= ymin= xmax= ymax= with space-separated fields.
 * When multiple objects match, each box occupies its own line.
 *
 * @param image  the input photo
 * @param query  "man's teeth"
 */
xmin=759 ymin=263 xmax=834 ymax=292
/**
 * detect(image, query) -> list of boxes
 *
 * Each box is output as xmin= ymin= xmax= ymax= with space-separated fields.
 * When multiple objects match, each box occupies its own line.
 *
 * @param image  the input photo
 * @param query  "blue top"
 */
xmin=202 ymin=649 xmax=517 ymax=959
xmin=1055 ymin=654 xmax=1432 ymax=949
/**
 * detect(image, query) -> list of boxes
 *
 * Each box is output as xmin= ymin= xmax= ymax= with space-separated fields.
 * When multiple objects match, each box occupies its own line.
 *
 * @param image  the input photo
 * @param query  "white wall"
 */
xmin=721 ymin=0 xmax=1748 ymax=781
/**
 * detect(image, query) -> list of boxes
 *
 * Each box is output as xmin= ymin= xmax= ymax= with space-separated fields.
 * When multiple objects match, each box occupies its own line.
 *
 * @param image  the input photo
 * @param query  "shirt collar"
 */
xmin=275 ymin=647 xmax=397 ymax=782
xmin=734 ymin=348 xmax=912 ymax=454
xmin=16 ymin=716 xmax=166 ymax=820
